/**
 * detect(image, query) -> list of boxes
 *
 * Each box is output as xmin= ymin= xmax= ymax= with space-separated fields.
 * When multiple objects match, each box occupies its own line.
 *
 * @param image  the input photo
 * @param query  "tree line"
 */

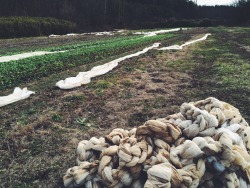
xmin=0 ymin=17 xmax=76 ymax=38
xmin=0 ymin=0 xmax=249 ymax=38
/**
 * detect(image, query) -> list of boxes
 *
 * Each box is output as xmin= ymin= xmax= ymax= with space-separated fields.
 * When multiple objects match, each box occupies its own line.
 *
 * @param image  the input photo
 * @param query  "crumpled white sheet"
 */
xmin=94 ymin=32 xmax=114 ymax=36
xmin=1 ymin=29 xmax=187 ymax=63
xmin=48 ymin=34 xmax=61 ymax=38
xmin=56 ymin=43 xmax=160 ymax=89
xmin=49 ymin=33 xmax=79 ymax=37
xmin=0 ymin=87 xmax=35 ymax=107
xmin=0 ymin=50 xmax=66 ymax=63
xmin=158 ymin=33 xmax=211 ymax=50
xmin=134 ymin=28 xmax=187 ymax=37
xmin=117 ymin=29 xmax=126 ymax=33
xmin=49 ymin=28 xmax=183 ymax=38
xmin=49 ymin=31 xmax=115 ymax=38
xmin=56 ymin=33 xmax=211 ymax=90
xmin=66 ymin=33 xmax=78 ymax=36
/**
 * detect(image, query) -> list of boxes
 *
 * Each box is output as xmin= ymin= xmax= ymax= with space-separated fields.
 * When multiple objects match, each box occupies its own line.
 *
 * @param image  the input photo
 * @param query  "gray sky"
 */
xmin=195 ymin=0 xmax=235 ymax=6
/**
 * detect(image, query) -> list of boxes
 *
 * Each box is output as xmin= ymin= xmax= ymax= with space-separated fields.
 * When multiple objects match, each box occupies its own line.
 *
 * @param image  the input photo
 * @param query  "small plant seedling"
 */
xmin=52 ymin=114 xmax=62 ymax=122
xmin=75 ymin=117 xmax=93 ymax=127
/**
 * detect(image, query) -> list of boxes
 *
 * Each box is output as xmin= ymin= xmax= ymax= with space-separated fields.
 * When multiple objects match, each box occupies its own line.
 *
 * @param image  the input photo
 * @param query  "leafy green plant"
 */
xmin=75 ymin=117 xmax=93 ymax=127
xmin=51 ymin=114 xmax=62 ymax=122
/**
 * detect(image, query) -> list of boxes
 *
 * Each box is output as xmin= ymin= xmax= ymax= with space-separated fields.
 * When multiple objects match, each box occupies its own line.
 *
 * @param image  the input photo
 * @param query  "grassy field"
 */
xmin=0 ymin=27 xmax=249 ymax=187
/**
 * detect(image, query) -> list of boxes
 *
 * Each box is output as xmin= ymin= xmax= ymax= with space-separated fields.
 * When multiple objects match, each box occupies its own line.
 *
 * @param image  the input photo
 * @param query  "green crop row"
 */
xmin=0 ymin=35 xmax=140 ymax=57
xmin=0 ymin=33 xmax=174 ymax=90
xmin=47 ymin=35 xmax=141 ymax=53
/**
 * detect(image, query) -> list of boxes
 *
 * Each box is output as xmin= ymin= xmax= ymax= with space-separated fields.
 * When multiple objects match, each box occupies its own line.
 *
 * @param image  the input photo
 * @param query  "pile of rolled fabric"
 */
xmin=63 ymin=97 xmax=250 ymax=188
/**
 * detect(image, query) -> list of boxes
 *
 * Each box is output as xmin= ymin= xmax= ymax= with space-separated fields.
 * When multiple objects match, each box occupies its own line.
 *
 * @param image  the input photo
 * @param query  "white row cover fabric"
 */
xmin=158 ymin=33 xmax=211 ymax=50
xmin=94 ymin=32 xmax=114 ymax=36
xmin=0 ymin=50 xmax=66 ymax=63
xmin=56 ymin=43 xmax=161 ymax=89
xmin=49 ymin=28 xmax=183 ymax=38
xmin=1 ymin=28 xmax=186 ymax=63
xmin=0 ymin=87 xmax=35 ymax=107
xmin=0 ymin=33 xmax=210 ymax=107
xmin=0 ymin=29 xmax=185 ymax=63
xmin=49 ymin=31 xmax=115 ymax=38
xmin=134 ymin=28 xmax=187 ymax=37
xmin=49 ymin=34 xmax=61 ymax=37
xmin=56 ymin=33 xmax=211 ymax=90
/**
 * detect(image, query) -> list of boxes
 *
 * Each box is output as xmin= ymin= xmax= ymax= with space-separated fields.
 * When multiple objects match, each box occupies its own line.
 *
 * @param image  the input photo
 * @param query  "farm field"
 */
xmin=0 ymin=27 xmax=250 ymax=187
xmin=0 ymin=32 xmax=177 ymax=89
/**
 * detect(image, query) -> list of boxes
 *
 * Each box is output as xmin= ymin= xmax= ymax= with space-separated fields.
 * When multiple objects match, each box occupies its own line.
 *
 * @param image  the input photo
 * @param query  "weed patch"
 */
xmin=51 ymin=114 xmax=63 ymax=122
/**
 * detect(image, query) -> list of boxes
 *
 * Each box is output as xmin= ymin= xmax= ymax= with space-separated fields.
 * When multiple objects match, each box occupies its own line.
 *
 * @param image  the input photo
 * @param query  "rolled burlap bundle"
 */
xmin=136 ymin=119 xmax=182 ymax=144
xmin=63 ymin=161 xmax=99 ymax=187
xmin=237 ymin=127 xmax=250 ymax=152
xmin=63 ymin=97 xmax=250 ymax=188
xmin=194 ymin=97 xmax=249 ymax=127
xmin=170 ymin=140 xmax=204 ymax=168
xmin=76 ymin=137 xmax=109 ymax=165
xmin=176 ymin=158 xmax=206 ymax=188
xmin=179 ymin=103 xmax=219 ymax=138
xmin=117 ymin=138 xmax=149 ymax=168
xmin=97 ymin=147 xmax=134 ymax=187
xmin=144 ymin=162 xmax=183 ymax=188
xmin=221 ymin=172 xmax=240 ymax=188
xmin=105 ymin=128 xmax=130 ymax=145
xmin=192 ymin=137 xmax=221 ymax=156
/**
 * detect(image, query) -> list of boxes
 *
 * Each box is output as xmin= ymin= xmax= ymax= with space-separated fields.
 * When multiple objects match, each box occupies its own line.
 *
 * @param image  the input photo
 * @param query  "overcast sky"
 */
xmin=195 ymin=0 xmax=235 ymax=6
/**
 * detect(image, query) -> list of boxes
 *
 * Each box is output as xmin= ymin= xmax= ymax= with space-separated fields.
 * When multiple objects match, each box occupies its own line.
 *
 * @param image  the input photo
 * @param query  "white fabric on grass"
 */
xmin=49 ymin=28 xmax=183 ymax=38
xmin=49 ymin=31 xmax=115 ymax=38
xmin=56 ymin=43 xmax=160 ymax=89
xmin=158 ymin=33 xmax=211 ymax=50
xmin=0 ymin=50 xmax=66 ymax=63
xmin=0 ymin=32 xmax=210 ymax=107
xmin=48 ymin=34 xmax=60 ymax=37
xmin=134 ymin=28 xmax=187 ymax=37
xmin=56 ymin=33 xmax=211 ymax=90
xmin=1 ymin=29 xmax=186 ymax=62
xmin=66 ymin=33 xmax=78 ymax=36
xmin=94 ymin=32 xmax=114 ymax=36
xmin=0 ymin=87 xmax=35 ymax=107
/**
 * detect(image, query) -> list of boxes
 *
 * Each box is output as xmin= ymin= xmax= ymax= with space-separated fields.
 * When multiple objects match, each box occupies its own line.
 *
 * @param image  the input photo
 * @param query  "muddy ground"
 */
xmin=0 ymin=27 xmax=249 ymax=187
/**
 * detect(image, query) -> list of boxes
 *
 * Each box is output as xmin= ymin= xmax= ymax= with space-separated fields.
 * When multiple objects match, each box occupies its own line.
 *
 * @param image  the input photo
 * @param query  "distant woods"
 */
xmin=0 ymin=0 xmax=249 ymax=38
xmin=0 ymin=17 xmax=76 ymax=38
